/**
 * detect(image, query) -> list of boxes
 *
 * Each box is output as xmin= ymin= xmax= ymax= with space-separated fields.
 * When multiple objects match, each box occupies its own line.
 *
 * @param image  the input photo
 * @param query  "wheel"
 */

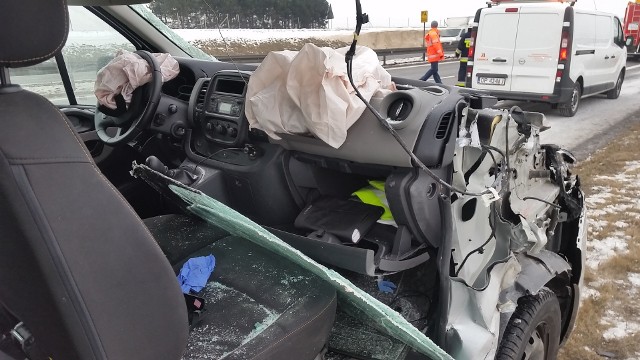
xmin=606 ymin=71 xmax=624 ymax=99
xmin=94 ymin=50 xmax=163 ymax=145
xmin=496 ymin=288 xmax=561 ymax=360
xmin=558 ymin=83 xmax=581 ymax=117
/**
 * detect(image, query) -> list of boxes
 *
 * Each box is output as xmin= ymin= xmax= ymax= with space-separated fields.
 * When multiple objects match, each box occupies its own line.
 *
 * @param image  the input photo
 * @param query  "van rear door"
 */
xmin=472 ymin=9 xmax=520 ymax=91
xmin=510 ymin=8 xmax=563 ymax=94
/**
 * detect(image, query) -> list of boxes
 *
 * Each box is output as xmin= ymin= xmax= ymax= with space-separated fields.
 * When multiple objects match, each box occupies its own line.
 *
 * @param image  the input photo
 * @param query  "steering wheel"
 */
xmin=94 ymin=50 xmax=163 ymax=145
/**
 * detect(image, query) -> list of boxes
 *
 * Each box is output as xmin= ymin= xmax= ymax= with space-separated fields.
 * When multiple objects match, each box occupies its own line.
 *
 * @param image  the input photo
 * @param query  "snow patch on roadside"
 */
xmin=629 ymin=273 xmax=640 ymax=287
xmin=584 ymin=161 xmax=640 ymax=270
xmin=586 ymin=234 xmax=630 ymax=269
xmin=601 ymin=310 xmax=640 ymax=340
xmin=583 ymin=287 xmax=601 ymax=299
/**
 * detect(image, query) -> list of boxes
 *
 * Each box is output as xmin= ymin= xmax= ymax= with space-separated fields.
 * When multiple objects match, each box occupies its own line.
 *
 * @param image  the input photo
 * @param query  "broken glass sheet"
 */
xmin=131 ymin=163 xmax=451 ymax=360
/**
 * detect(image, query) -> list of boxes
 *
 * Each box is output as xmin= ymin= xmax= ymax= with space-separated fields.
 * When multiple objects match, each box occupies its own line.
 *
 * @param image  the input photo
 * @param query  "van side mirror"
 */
xmin=626 ymin=37 xmax=633 ymax=46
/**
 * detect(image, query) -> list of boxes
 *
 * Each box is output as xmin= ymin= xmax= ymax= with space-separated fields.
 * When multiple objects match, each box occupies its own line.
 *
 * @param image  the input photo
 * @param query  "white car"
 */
xmin=468 ymin=0 xmax=627 ymax=117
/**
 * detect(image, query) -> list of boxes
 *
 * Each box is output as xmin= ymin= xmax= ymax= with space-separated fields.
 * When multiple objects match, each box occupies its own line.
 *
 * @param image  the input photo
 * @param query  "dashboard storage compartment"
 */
xmin=294 ymin=197 xmax=384 ymax=244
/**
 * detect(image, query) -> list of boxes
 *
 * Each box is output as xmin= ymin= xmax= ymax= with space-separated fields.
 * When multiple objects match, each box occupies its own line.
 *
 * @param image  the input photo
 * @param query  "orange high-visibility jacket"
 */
xmin=425 ymin=28 xmax=445 ymax=63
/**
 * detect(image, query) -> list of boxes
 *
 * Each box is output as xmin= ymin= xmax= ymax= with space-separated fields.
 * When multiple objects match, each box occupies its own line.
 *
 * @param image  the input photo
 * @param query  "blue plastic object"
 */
xmin=177 ymin=255 xmax=216 ymax=294
xmin=377 ymin=279 xmax=397 ymax=294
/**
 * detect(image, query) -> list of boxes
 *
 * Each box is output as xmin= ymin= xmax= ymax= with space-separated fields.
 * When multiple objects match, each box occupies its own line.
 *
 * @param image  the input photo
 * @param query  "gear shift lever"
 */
xmin=145 ymin=156 xmax=199 ymax=186
xmin=145 ymin=156 xmax=169 ymax=175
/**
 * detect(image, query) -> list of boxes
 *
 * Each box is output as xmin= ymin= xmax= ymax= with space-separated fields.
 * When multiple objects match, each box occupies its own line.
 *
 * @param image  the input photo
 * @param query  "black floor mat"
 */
xmin=327 ymin=310 xmax=408 ymax=360
xmin=326 ymin=261 xmax=438 ymax=360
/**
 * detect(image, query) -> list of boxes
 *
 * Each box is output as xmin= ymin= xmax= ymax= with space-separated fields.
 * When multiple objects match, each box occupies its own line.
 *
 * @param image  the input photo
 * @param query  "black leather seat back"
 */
xmin=0 ymin=1 xmax=189 ymax=359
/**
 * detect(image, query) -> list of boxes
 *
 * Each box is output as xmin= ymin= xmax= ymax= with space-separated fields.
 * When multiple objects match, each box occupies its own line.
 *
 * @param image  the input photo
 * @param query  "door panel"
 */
xmin=511 ymin=10 xmax=563 ymax=94
xmin=594 ymin=15 xmax=614 ymax=89
xmin=473 ymin=12 xmax=520 ymax=91
xmin=573 ymin=12 xmax=597 ymax=89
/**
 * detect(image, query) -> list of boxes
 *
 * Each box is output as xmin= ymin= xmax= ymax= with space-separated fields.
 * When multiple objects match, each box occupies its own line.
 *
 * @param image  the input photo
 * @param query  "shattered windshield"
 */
xmin=131 ymin=163 xmax=452 ymax=360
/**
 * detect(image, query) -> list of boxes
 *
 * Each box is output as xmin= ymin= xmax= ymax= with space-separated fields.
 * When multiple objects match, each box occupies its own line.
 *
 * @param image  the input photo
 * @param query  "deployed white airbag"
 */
xmin=95 ymin=49 xmax=179 ymax=109
xmin=246 ymin=44 xmax=394 ymax=148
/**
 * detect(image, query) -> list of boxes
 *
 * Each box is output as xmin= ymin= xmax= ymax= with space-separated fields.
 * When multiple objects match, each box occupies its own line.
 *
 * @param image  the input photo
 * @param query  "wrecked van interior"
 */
xmin=0 ymin=1 xmax=586 ymax=360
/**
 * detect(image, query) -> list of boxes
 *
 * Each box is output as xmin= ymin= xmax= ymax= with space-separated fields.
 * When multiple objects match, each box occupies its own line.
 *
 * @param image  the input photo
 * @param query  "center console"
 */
xmin=189 ymin=70 xmax=252 ymax=159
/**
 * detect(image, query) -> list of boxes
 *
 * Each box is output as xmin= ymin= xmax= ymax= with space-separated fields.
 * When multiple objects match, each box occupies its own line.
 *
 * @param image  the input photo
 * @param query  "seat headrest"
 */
xmin=0 ymin=0 xmax=69 ymax=68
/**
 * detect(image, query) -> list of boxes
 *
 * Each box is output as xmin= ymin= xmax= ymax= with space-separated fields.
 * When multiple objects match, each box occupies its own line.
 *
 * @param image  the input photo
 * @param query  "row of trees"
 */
xmin=149 ymin=0 xmax=334 ymax=29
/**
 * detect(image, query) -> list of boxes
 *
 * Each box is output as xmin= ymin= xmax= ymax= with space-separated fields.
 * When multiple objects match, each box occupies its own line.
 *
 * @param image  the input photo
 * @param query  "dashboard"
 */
xmin=151 ymin=57 xmax=486 ymax=170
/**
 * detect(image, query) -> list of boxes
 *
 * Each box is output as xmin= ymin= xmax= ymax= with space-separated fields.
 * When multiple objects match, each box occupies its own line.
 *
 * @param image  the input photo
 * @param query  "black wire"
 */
xmin=346 ymin=57 xmax=492 ymax=198
xmin=522 ymin=197 xmax=562 ymax=210
xmin=454 ymin=201 xmax=497 ymax=277
xmin=194 ymin=146 xmax=245 ymax=173
xmin=344 ymin=0 xmax=494 ymax=198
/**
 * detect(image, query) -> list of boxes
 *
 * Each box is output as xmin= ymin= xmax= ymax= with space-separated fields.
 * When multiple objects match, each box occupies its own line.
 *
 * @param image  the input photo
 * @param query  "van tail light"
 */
xmin=556 ymin=29 xmax=570 ymax=83
xmin=466 ymin=28 xmax=478 ymax=87
xmin=505 ymin=8 xmax=518 ymax=12
xmin=559 ymin=30 xmax=570 ymax=61
xmin=559 ymin=48 xmax=568 ymax=61
xmin=468 ymin=30 xmax=477 ymax=58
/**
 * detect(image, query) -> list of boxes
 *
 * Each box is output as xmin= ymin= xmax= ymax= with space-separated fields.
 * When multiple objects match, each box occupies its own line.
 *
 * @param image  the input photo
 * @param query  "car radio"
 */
xmin=201 ymin=70 xmax=251 ymax=146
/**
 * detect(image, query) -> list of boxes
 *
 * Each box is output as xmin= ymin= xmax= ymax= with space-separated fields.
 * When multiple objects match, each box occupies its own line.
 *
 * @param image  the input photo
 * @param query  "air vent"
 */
xmin=195 ymin=79 xmax=210 ymax=110
xmin=435 ymin=112 xmax=453 ymax=140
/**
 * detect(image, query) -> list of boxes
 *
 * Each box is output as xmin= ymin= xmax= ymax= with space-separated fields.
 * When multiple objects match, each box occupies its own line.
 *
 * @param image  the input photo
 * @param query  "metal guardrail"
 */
xmin=218 ymin=47 xmax=458 ymax=66
xmin=216 ymin=47 xmax=425 ymax=65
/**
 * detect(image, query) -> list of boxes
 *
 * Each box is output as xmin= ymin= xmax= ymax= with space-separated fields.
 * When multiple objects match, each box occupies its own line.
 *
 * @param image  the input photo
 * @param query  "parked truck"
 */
xmin=624 ymin=0 xmax=640 ymax=58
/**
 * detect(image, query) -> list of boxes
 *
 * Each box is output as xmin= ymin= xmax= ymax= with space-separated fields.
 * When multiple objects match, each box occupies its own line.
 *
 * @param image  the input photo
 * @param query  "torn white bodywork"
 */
xmin=448 ymin=108 xmax=585 ymax=359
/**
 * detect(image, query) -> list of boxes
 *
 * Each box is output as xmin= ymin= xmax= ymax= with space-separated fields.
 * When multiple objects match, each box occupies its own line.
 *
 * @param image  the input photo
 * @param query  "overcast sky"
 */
xmin=326 ymin=0 xmax=631 ymax=29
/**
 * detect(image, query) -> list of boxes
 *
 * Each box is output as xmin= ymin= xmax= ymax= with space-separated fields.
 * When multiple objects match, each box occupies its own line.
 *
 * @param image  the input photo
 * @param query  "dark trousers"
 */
xmin=457 ymin=62 xmax=467 ymax=86
xmin=419 ymin=61 xmax=442 ymax=83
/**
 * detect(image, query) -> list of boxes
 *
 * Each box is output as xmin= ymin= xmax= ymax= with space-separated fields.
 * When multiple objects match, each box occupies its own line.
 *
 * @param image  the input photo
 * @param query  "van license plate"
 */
xmin=478 ymin=77 xmax=506 ymax=86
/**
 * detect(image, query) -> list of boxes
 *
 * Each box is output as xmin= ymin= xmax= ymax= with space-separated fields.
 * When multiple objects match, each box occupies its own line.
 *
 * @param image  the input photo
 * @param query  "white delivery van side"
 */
xmin=467 ymin=0 xmax=627 ymax=117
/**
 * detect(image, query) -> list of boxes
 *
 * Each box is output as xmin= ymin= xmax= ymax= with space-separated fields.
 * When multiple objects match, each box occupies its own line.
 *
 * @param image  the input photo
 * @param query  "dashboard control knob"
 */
xmin=228 ymin=127 xmax=238 ymax=138
xmin=215 ymin=124 xmax=227 ymax=135
xmin=168 ymin=104 xmax=178 ymax=114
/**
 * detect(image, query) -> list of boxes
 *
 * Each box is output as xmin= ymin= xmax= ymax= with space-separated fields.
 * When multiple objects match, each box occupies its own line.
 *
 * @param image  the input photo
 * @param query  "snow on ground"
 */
xmin=584 ymin=159 xmax=640 ymax=348
xmin=174 ymin=27 xmax=416 ymax=43
xmin=600 ymin=309 xmax=640 ymax=341
xmin=628 ymin=273 xmax=640 ymax=287
xmin=585 ymin=161 xmax=640 ymax=269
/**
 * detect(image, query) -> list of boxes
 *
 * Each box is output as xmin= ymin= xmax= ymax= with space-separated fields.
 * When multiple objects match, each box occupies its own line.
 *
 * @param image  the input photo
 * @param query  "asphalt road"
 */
xmin=388 ymin=60 xmax=640 ymax=160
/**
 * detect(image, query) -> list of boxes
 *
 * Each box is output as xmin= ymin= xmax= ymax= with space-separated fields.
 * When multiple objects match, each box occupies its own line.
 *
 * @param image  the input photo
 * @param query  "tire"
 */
xmin=496 ymin=288 xmax=562 ymax=360
xmin=558 ymin=83 xmax=581 ymax=117
xmin=606 ymin=71 xmax=624 ymax=99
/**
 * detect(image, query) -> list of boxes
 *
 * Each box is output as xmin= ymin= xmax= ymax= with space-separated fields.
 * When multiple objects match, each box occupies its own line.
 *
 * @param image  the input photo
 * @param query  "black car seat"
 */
xmin=0 ymin=1 xmax=335 ymax=359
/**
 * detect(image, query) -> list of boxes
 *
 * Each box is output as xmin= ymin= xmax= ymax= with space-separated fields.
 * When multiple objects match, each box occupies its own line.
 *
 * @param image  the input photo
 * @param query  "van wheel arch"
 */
xmin=496 ymin=287 xmax=562 ymax=360
xmin=500 ymin=253 xmax=576 ymax=347
xmin=558 ymin=80 xmax=582 ymax=117
xmin=606 ymin=69 xmax=625 ymax=99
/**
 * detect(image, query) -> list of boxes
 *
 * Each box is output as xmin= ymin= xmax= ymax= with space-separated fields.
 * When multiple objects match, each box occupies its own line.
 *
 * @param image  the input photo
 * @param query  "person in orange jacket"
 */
xmin=419 ymin=21 xmax=445 ymax=83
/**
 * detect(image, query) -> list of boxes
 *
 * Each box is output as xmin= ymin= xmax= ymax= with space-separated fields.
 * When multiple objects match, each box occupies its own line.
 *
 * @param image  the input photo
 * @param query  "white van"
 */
xmin=467 ymin=0 xmax=627 ymax=116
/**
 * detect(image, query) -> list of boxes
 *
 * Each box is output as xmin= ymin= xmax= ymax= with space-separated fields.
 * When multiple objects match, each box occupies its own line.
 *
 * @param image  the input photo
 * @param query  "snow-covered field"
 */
xmin=581 ymin=159 xmax=640 ymax=350
xmin=174 ymin=27 xmax=418 ymax=43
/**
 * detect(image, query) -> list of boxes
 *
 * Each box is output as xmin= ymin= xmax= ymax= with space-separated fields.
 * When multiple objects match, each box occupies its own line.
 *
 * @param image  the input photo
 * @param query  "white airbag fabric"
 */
xmin=246 ymin=44 xmax=394 ymax=148
xmin=95 ymin=49 xmax=180 ymax=109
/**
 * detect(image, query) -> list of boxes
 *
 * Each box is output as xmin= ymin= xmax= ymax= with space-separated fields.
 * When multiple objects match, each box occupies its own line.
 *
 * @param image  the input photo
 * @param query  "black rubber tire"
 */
xmin=496 ymin=288 xmax=562 ymax=360
xmin=558 ymin=83 xmax=581 ymax=117
xmin=606 ymin=71 xmax=624 ymax=99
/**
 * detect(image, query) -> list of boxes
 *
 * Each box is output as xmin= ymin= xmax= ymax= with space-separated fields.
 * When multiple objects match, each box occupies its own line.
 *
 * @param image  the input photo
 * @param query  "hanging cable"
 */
xmin=345 ymin=0 xmax=496 ymax=198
